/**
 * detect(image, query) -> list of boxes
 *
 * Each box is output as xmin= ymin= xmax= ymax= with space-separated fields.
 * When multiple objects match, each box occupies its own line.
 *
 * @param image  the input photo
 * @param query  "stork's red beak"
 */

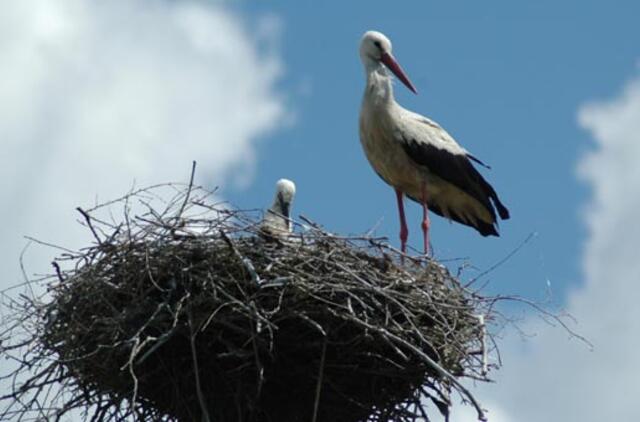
xmin=381 ymin=52 xmax=417 ymax=94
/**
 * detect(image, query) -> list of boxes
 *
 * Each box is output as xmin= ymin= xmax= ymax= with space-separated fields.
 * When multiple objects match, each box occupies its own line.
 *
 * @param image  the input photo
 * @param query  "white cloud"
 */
xmin=0 ymin=0 xmax=286 ymax=289
xmin=450 ymin=74 xmax=640 ymax=421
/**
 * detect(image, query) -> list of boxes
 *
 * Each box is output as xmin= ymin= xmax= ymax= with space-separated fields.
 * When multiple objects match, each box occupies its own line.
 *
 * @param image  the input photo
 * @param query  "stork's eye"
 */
xmin=373 ymin=40 xmax=382 ymax=49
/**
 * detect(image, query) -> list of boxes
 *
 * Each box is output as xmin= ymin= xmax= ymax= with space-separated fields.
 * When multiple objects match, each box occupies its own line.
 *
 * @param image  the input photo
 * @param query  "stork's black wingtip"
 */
xmin=497 ymin=204 xmax=510 ymax=220
xmin=476 ymin=222 xmax=500 ymax=237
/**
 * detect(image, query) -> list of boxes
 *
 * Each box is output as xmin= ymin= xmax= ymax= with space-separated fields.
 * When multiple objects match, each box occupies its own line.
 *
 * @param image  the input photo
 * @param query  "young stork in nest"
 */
xmin=261 ymin=178 xmax=296 ymax=237
xmin=358 ymin=30 xmax=510 ymax=256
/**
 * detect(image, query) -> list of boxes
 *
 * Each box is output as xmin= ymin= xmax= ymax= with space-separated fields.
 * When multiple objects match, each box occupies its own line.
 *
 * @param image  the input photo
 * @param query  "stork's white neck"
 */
xmin=363 ymin=60 xmax=395 ymax=105
xmin=270 ymin=196 xmax=285 ymax=216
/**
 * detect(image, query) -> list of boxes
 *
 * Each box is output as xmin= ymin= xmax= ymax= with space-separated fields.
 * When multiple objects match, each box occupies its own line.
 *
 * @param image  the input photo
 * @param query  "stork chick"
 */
xmin=261 ymin=178 xmax=296 ymax=237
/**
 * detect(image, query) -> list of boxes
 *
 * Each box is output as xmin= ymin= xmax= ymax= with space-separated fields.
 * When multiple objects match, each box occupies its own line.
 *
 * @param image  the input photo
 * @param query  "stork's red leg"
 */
xmin=395 ymin=189 xmax=408 ymax=258
xmin=421 ymin=182 xmax=430 ymax=256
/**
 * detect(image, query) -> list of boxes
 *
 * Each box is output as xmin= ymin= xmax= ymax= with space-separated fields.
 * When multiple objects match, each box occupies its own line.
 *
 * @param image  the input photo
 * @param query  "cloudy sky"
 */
xmin=2 ymin=0 xmax=639 ymax=420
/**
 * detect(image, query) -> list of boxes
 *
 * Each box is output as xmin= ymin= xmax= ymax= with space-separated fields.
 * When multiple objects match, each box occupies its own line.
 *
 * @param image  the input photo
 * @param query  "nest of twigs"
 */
xmin=1 ymin=181 xmax=498 ymax=422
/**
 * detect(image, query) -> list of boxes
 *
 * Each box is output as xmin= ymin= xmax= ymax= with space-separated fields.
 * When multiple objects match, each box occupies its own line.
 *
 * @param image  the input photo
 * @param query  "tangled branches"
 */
xmin=1 ymin=181 xmax=499 ymax=422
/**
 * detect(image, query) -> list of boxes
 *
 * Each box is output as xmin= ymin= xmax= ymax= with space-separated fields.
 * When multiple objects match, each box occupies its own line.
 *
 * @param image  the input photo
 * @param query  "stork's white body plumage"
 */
xmin=358 ymin=31 xmax=509 ymax=255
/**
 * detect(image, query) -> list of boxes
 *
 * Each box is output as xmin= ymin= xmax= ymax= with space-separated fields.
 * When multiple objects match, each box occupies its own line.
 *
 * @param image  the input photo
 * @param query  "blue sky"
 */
xmin=1 ymin=1 xmax=639 ymax=420
xmin=222 ymin=0 xmax=640 ymax=302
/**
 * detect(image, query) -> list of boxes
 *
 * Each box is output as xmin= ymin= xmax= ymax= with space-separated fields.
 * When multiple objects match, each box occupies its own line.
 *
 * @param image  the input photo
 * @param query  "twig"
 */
xmin=76 ymin=207 xmax=102 ymax=245
xmin=475 ymin=314 xmax=488 ymax=376
xmin=493 ymin=295 xmax=593 ymax=349
xmin=23 ymin=236 xmax=77 ymax=254
xmin=219 ymin=229 xmax=262 ymax=285
xmin=466 ymin=232 xmax=537 ymax=287
xmin=177 ymin=161 xmax=197 ymax=219
xmin=51 ymin=261 xmax=64 ymax=283
xmin=311 ymin=337 xmax=328 ymax=422
xmin=188 ymin=310 xmax=211 ymax=422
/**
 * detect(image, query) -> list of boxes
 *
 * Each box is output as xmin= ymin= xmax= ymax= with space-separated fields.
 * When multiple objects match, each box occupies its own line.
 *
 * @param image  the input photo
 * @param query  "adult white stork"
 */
xmin=261 ymin=178 xmax=296 ymax=236
xmin=358 ymin=31 xmax=510 ymax=256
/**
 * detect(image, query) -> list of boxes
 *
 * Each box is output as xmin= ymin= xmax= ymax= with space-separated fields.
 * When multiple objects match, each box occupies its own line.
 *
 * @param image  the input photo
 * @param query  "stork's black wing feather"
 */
xmin=416 ymin=197 xmax=500 ymax=236
xmin=401 ymin=138 xmax=510 ymax=221
xmin=467 ymin=153 xmax=491 ymax=169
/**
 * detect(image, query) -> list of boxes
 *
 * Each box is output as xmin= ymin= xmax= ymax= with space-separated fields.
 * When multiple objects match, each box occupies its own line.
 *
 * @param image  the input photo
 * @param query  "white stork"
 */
xmin=261 ymin=178 xmax=296 ymax=236
xmin=358 ymin=31 xmax=509 ymax=256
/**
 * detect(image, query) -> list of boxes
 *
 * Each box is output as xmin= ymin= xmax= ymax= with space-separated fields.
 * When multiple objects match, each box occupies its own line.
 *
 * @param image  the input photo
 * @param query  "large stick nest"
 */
xmin=1 ymin=182 xmax=498 ymax=422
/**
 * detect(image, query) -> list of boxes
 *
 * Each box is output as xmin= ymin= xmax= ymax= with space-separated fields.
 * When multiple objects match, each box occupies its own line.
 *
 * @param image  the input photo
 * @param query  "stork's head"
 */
xmin=273 ymin=178 xmax=296 ymax=219
xmin=359 ymin=31 xmax=417 ymax=94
